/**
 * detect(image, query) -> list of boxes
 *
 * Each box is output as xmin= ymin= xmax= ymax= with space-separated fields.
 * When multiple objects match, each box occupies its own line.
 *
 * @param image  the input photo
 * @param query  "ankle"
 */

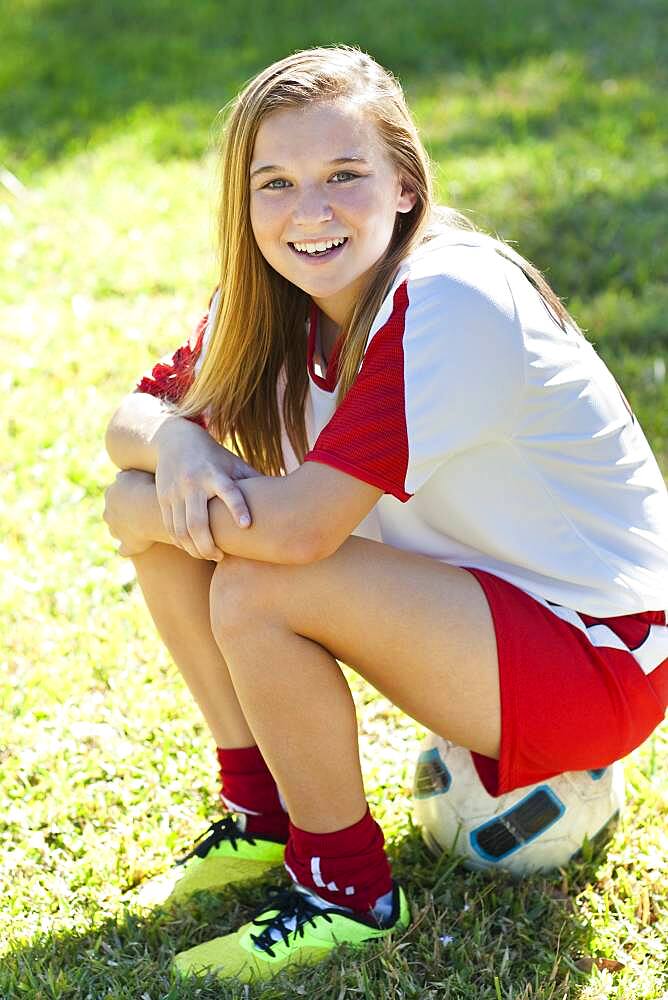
xmin=284 ymin=806 xmax=393 ymax=913
xmin=216 ymin=745 xmax=288 ymax=842
xmin=242 ymin=809 xmax=290 ymax=843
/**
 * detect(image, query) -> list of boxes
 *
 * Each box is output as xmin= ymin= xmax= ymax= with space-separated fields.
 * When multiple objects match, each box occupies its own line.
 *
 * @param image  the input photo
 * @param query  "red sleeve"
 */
xmin=135 ymin=311 xmax=209 ymax=428
xmin=304 ymin=282 xmax=412 ymax=501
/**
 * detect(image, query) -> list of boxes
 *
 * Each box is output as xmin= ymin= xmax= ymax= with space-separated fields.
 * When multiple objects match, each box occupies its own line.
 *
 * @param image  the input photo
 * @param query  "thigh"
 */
xmin=218 ymin=535 xmax=501 ymax=759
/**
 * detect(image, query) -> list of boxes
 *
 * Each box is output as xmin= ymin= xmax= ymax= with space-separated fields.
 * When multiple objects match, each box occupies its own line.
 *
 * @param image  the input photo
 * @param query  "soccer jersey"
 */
xmin=135 ymin=233 xmax=668 ymax=617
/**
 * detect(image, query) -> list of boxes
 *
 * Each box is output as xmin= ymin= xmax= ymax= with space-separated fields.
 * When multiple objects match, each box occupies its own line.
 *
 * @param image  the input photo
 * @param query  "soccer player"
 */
xmin=104 ymin=45 xmax=668 ymax=982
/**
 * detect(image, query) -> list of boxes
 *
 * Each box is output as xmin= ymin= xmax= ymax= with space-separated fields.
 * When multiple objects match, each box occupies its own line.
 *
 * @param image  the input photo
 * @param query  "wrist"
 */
xmin=133 ymin=472 xmax=173 ymax=546
xmin=113 ymin=470 xmax=171 ymax=547
xmin=153 ymin=414 xmax=204 ymax=458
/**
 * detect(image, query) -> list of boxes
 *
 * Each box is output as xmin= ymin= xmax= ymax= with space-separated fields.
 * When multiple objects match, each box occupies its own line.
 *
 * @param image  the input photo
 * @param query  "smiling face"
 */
xmin=249 ymin=101 xmax=417 ymax=327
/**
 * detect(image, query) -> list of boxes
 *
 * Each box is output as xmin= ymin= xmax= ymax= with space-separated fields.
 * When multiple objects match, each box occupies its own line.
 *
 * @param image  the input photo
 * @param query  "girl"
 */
xmin=103 ymin=45 xmax=668 ymax=982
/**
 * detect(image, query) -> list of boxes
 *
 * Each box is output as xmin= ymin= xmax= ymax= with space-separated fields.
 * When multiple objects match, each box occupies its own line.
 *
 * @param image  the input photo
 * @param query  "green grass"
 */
xmin=1 ymin=0 xmax=667 ymax=996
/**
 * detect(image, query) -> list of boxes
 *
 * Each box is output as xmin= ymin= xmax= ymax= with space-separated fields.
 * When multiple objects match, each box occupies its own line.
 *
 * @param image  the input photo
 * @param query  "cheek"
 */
xmin=340 ymin=187 xmax=398 ymax=234
xmin=338 ymin=186 xmax=376 ymax=216
xmin=250 ymin=198 xmax=281 ymax=245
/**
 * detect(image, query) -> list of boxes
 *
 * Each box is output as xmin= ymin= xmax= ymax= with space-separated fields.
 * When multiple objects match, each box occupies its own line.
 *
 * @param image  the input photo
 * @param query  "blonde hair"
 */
xmin=178 ymin=45 xmax=576 ymax=474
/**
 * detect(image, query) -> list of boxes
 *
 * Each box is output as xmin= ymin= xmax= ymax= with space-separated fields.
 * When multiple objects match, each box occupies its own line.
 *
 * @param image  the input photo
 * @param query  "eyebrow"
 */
xmin=250 ymin=156 xmax=369 ymax=179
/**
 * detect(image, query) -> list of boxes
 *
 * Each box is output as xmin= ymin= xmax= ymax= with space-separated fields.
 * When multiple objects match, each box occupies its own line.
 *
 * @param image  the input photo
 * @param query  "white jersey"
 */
xmin=295 ymin=235 xmax=668 ymax=617
xmin=142 ymin=234 xmax=668 ymax=617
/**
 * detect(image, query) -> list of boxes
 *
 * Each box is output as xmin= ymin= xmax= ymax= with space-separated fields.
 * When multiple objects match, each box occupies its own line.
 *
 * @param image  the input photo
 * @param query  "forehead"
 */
xmin=251 ymin=100 xmax=387 ymax=166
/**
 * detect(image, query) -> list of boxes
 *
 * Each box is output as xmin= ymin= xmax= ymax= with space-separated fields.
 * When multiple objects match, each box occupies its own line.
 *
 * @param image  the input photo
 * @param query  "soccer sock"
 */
xmin=216 ymin=745 xmax=289 ymax=842
xmin=283 ymin=806 xmax=393 ymax=915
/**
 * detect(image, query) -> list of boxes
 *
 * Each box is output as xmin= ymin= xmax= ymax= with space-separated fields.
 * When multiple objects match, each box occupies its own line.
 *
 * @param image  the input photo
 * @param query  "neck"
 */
xmin=312 ymin=299 xmax=345 ymax=330
xmin=312 ymin=273 xmax=366 ymax=329
xmin=315 ymin=309 xmax=341 ymax=365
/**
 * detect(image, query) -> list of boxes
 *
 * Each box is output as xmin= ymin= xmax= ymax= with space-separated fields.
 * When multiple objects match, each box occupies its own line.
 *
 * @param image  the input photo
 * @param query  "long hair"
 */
xmin=177 ymin=45 xmax=577 ymax=473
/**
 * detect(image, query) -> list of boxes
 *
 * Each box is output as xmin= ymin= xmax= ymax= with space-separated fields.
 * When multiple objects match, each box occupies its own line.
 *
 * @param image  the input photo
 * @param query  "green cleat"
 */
xmin=134 ymin=816 xmax=285 ymax=906
xmin=173 ymin=882 xmax=410 ymax=983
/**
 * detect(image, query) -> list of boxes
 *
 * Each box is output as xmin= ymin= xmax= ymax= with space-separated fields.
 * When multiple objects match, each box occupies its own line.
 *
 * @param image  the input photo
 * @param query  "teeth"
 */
xmin=292 ymin=237 xmax=346 ymax=254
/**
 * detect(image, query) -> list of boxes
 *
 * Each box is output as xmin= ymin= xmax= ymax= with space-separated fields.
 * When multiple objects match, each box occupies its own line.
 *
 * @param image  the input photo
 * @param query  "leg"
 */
xmin=131 ymin=542 xmax=289 ymax=844
xmin=131 ymin=543 xmax=253 ymax=748
xmin=209 ymin=535 xmax=500 ymax=834
xmin=173 ymin=537 xmax=498 ymax=976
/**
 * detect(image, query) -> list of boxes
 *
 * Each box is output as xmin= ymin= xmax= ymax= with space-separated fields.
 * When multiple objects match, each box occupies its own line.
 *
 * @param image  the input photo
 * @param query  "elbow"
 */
xmin=290 ymin=538 xmax=323 ymax=566
xmin=105 ymin=400 xmax=135 ymax=469
xmin=104 ymin=392 xmax=156 ymax=470
xmin=104 ymin=413 xmax=124 ymax=468
xmin=277 ymin=500 xmax=348 ymax=565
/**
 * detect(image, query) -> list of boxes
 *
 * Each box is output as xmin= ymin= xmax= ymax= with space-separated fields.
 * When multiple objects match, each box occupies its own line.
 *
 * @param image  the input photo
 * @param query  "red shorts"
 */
xmin=465 ymin=568 xmax=668 ymax=798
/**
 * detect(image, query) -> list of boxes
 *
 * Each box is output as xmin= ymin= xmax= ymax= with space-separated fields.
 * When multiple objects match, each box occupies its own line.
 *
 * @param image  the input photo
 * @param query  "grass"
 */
xmin=1 ymin=0 xmax=667 ymax=996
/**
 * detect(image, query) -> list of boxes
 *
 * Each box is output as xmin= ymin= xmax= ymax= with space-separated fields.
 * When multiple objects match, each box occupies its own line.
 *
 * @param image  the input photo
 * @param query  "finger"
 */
xmin=185 ymin=493 xmax=224 ymax=561
xmin=170 ymin=506 xmax=202 ymax=559
xmin=158 ymin=499 xmax=178 ymax=545
xmin=215 ymin=480 xmax=253 ymax=528
xmin=233 ymin=457 xmax=263 ymax=479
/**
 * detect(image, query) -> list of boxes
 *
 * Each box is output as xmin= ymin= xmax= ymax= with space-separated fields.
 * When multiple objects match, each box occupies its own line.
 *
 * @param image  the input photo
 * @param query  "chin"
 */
xmin=293 ymin=277 xmax=349 ymax=298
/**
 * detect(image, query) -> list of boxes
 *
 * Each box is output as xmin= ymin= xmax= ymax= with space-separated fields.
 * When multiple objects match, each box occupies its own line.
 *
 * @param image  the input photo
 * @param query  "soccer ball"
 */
xmin=412 ymin=734 xmax=625 ymax=877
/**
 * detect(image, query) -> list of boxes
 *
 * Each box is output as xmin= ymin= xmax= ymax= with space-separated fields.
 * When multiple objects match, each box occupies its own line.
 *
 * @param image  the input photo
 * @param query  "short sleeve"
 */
xmin=134 ymin=289 xmax=219 ymax=429
xmin=303 ymin=267 xmax=523 ymax=500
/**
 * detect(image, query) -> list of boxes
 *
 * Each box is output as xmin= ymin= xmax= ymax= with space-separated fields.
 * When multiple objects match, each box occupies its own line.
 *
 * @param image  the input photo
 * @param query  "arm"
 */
xmin=109 ymin=461 xmax=382 ymax=565
xmin=104 ymin=308 xmax=264 ymax=558
xmin=105 ymin=392 xmax=262 ymax=557
xmin=105 ymin=391 xmax=202 ymax=473
xmin=212 ymin=461 xmax=383 ymax=563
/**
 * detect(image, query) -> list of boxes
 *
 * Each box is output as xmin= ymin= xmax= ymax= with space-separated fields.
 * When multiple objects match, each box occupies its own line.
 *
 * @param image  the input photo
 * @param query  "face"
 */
xmin=249 ymin=100 xmax=417 ymax=326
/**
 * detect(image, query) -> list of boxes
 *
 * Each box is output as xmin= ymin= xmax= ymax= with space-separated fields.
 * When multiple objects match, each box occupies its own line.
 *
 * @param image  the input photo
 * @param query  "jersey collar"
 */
xmin=307 ymin=301 xmax=344 ymax=393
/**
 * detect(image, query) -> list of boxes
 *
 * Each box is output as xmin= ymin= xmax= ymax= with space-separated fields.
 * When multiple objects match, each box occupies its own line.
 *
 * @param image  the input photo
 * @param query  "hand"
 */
xmin=103 ymin=471 xmax=156 ymax=558
xmin=154 ymin=420 xmax=263 ymax=561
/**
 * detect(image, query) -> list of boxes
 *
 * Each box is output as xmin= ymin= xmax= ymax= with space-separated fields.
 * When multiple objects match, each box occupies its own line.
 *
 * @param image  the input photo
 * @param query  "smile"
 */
xmin=288 ymin=237 xmax=349 ymax=261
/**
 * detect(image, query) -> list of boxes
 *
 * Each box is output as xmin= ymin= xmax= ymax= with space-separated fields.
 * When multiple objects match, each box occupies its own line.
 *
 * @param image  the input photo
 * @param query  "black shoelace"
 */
xmin=249 ymin=887 xmax=334 ymax=957
xmin=176 ymin=815 xmax=256 ymax=865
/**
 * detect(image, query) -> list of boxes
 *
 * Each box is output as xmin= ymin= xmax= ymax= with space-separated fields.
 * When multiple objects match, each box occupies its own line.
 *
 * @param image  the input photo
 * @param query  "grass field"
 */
xmin=1 ymin=1 xmax=667 ymax=997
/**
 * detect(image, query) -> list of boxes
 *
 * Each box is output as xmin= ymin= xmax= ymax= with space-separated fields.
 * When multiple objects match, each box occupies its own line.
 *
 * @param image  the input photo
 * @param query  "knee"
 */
xmin=209 ymin=556 xmax=269 ymax=645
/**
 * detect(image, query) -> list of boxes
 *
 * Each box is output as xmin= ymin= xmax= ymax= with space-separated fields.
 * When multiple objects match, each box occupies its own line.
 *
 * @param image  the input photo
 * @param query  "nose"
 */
xmin=291 ymin=183 xmax=333 ymax=227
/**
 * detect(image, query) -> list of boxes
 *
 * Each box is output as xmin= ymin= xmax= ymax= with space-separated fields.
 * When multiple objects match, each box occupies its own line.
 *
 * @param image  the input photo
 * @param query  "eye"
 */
xmin=330 ymin=171 xmax=359 ymax=182
xmin=262 ymin=178 xmax=291 ymax=190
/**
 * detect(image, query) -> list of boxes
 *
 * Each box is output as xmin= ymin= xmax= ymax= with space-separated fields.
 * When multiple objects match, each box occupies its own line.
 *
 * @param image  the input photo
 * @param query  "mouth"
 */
xmin=287 ymin=237 xmax=349 ymax=262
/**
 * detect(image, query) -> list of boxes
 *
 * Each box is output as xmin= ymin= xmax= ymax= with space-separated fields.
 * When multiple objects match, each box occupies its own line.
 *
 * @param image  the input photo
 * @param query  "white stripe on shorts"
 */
xmin=544 ymin=604 xmax=668 ymax=676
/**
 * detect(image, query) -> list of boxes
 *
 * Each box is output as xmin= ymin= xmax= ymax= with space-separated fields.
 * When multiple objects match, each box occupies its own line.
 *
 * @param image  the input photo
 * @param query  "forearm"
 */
xmin=209 ymin=476 xmax=315 ymax=564
xmin=128 ymin=471 xmax=313 ymax=565
xmin=207 ymin=467 xmax=374 ymax=564
xmin=110 ymin=461 xmax=376 ymax=564
xmin=105 ymin=392 xmax=205 ymax=473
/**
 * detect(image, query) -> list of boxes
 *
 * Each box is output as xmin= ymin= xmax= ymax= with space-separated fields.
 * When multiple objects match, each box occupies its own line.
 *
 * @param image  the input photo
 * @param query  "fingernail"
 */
xmin=239 ymin=515 xmax=251 ymax=528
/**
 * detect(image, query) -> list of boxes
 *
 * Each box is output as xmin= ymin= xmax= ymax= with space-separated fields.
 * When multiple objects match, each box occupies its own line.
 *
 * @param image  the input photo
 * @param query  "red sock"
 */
xmin=283 ymin=806 xmax=393 ymax=913
xmin=216 ymin=745 xmax=289 ymax=842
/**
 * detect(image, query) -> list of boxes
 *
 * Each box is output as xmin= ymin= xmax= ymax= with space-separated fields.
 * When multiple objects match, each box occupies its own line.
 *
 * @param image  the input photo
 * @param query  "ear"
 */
xmin=397 ymin=181 xmax=418 ymax=214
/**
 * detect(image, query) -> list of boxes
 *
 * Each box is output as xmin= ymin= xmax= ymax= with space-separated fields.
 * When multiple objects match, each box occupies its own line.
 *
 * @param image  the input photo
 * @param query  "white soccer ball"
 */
xmin=412 ymin=734 xmax=625 ymax=877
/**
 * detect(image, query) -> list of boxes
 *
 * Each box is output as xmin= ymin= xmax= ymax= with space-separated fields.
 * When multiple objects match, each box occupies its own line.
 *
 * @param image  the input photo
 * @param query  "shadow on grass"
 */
xmin=1 ymin=826 xmax=610 ymax=1000
xmin=476 ymin=184 xmax=668 ymax=307
xmin=1 ymin=0 xmax=665 ymax=172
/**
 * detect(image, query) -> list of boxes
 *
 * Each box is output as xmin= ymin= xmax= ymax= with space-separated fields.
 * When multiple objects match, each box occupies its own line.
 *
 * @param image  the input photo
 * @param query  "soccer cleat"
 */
xmin=134 ymin=816 xmax=285 ymax=906
xmin=173 ymin=881 xmax=410 ymax=982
